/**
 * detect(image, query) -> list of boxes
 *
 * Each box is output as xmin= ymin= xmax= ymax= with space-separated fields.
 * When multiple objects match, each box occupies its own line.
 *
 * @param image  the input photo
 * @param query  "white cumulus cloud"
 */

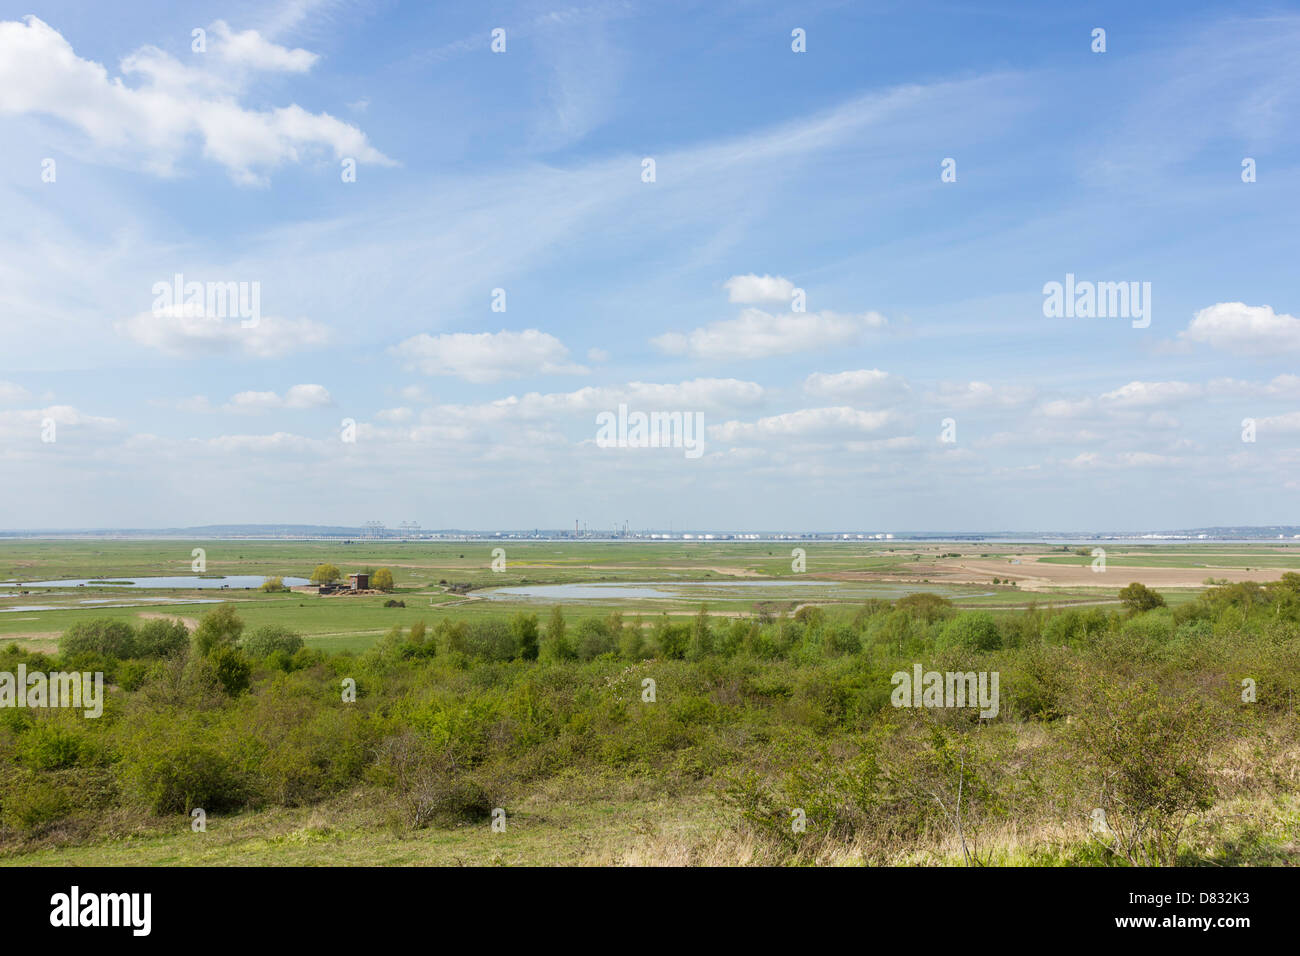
xmin=1180 ymin=302 xmax=1300 ymax=356
xmin=224 ymin=384 xmax=333 ymax=412
xmin=723 ymin=273 xmax=797 ymax=304
xmin=392 ymin=329 xmax=588 ymax=383
xmin=804 ymin=368 xmax=909 ymax=403
xmin=0 ymin=16 xmax=392 ymax=184
xmin=209 ymin=20 xmax=318 ymax=73
xmin=1100 ymin=381 xmax=1202 ymax=407
xmin=709 ymin=406 xmax=894 ymax=443
xmin=653 ymin=309 xmax=887 ymax=361
xmin=116 ymin=305 xmax=332 ymax=358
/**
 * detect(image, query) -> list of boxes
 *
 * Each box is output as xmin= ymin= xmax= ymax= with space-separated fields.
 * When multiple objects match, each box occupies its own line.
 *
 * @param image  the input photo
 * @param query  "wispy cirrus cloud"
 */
xmin=0 ymin=381 xmax=32 ymax=405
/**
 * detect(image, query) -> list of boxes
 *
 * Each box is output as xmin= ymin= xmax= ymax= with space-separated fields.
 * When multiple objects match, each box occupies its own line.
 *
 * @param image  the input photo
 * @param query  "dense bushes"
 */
xmin=118 ymin=738 xmax=249 ymax=815
xmin=938 ymin=612 xmax=1002 ymax=651
xmin=1 ymin=580 xmax=1295 ymax=867
xmin=58 ymin=616 xmax=190 ymax=665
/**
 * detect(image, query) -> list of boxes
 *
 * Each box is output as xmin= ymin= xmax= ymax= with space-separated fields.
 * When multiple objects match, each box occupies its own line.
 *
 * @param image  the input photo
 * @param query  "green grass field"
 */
xmin=0 ymin=539 xmax=1151 ymax=652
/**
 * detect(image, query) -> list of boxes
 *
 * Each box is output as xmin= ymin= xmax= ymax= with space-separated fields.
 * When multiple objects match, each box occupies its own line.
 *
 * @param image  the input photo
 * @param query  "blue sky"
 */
xmin=1 ymin=0 xmax=1298 ymax=531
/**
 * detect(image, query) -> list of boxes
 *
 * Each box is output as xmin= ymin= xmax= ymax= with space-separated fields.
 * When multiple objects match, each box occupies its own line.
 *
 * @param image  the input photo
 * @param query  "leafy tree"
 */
xmin=895 ymin=592 xmax=954 ymax=624
xmin=618 ymin=623 xmax=644 ymax=660
xmin=372 ymin=623 xmax=405 ymax=661
xmin=541 ymin=606 xmax=575 ymax=661
xmin=1118 ymin=582 xmax=1166 ymax=614
xmin=825 ymin=622 xmax=861 ymax=655
xmin=653 ymin=616 xmax=689 ymax=659
xmin=241 ymin=624 xmax=304 ymax=657
xmin=409 ymin=620 xmax=427 ymax=645
xmin=939 ymin=612 xmax=1003 ymax=651
xmin=260 ymin=576 xmax=287 ymax=592
xmin=575 ymin=618 xmax=614 ymax=661
xmin=687 ymin=605 xmax=714 ymax=659
xmin=371 ymin=568 xmax=395 ymax=591
xmin=193 ymin=604 xmax=244 ymax=656
xmin=793 ymin=605 xmax=825 ymax=628
xmin=135 ymin=618 xmax=190 ymax=658
xmin=1272 ymin=571 xmax=1300 ymax=595
xmin=852 ymin=599 xmax=892 ymax=630
xmin=434 ymin=620 xmax=468 ymax=656
xmin=59 ymin=618 xmax=137 ymax=659
xmin=310 ymin=564 xmax=342 ymax=585
xmin=510 ymin=612 xmax=539 ymax=661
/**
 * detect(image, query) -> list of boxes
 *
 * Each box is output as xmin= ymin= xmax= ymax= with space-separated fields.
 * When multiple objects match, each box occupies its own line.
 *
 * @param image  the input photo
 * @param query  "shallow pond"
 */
xmin=0 ymin=597 xmax=226 ymax=614
xmin=1 ymin=575 xmax=309 ymax=590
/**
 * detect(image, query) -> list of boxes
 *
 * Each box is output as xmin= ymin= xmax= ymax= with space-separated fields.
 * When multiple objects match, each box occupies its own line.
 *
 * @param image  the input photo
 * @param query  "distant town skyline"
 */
xmin=3 ymin=524 xmax=1300 ymax=543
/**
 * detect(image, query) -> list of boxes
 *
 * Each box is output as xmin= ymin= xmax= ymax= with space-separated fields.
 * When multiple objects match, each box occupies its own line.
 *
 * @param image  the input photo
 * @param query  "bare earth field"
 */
xmin=934 ymin=558 xmax=1291 ymax=590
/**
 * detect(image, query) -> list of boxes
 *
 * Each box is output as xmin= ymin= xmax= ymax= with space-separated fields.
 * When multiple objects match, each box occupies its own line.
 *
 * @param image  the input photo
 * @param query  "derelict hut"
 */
xmin=348 ymin=572 xmax=369 ymax=592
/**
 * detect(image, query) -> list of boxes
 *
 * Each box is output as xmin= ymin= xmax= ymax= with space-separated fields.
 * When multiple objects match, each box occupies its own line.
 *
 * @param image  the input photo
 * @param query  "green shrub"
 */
xmin=208 ymin=645 xmax=251 ymax=696
xmin=1119 ymin=582 xmax=1166 ymax=614
xmin=291 ymin=647 xmax=326 ymax=670
xmin=135 ymin=618 xmax=190 ymax=658
xmin=2 ymin=775 xmax=73 ymax=832
xmin=193 ymin=604 xmax=244 ymax=656
xmin=17 ymin=721 xmax=99 ymax=770
xmin=825 ymin=622 xmax=862 ymax=655
xmin=119 ymin=740 xmax=248 ymax=814
xmin=59 ymin=619 xmax=136 ymax=659
xmin=1073 ymin=677 xmax=1222 ymax=866
xmin=241 ymin=624 xmax=305 ymax=658
xmin=1120 ymin=609 xmax=1175 ymax=645
xmin=575 ymin=618 xmax=615 ymax=661
xmin=463 ymin=620 xmax=518 ymax=661
xmin=618 ymin=624 xmax=645 ymax=660
xmin=653 ymin=619 xmax=689 ymax=660
xmin=793 ymin=605 xmax=825 ymax=628
xmin=373 ymin=731 xmax=496 ymax=828
xmin=895 ymin=593 xmax=954 ymax=624
xmin=540 ymin=607 xmax=575 ymax=661
xmin=939 ymin=612 xmax=1002 ymax=651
